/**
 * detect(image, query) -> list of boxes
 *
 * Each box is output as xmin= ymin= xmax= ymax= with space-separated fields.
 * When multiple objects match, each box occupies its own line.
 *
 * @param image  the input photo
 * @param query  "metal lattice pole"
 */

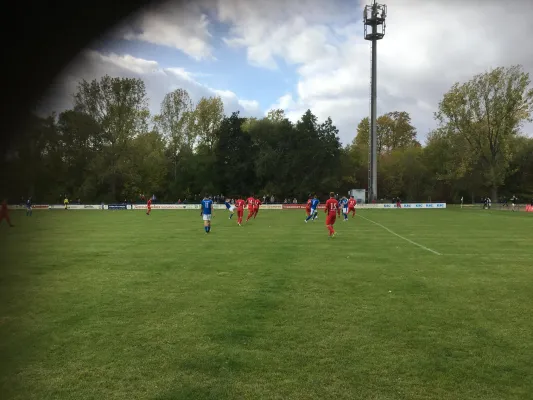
xmin=363 ymin=0 xmax=386 ymax=203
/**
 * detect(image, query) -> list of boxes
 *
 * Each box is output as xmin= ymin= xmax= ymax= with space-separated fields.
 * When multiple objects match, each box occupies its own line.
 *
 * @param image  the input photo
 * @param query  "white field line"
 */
xmin=357 ymin=214 xmax=442 ymax=256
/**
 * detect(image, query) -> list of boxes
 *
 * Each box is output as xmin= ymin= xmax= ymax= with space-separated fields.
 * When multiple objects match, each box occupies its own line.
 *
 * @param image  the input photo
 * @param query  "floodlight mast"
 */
xmin=363 ymin=0 xmax=386 ymax=203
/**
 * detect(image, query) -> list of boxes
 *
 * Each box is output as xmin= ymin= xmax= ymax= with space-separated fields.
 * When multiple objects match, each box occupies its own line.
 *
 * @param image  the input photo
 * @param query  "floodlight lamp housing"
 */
xmin=363 ymin=2 xmax=387 ymax=41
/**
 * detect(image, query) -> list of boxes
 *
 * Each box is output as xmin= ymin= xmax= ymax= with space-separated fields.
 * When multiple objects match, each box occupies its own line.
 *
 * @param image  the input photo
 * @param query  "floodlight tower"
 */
xmin=364 ymin=0 xmax=386 ymax=203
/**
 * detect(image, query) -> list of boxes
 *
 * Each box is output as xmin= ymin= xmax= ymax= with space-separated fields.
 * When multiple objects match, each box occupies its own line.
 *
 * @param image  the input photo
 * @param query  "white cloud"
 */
xmin=219 ymin=0 xmax=533 ymax=142
xmin=117 ymin=0 xmax=215 ymax=61
xmin=39 ymin=50 xmax=262 ymax=120
xmin=41 ymin=0 xmax=533 ymax=144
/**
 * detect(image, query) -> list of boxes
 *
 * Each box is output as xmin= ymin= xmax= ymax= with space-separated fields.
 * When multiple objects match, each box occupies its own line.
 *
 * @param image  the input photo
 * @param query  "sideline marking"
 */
xmin=357 ymin=214 xmax=442 ymax=255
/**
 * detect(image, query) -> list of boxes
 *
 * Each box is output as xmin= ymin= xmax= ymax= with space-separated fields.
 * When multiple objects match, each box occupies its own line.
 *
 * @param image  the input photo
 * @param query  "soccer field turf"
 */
xmin=1 ymin=208 xmax=532 ymax=400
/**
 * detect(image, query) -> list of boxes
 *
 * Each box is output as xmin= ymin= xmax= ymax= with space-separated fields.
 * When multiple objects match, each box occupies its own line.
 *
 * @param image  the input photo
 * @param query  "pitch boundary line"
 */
xmin=357 ymin=214 xmax=442 ymax=256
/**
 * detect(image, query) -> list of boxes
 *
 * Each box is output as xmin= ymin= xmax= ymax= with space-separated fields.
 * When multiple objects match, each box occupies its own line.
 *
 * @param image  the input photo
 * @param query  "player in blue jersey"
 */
xmin=200 ymin=195 xmax=214 ymax=233
xmin=26 ymin=197 xmax=32 ymax=217
xmin=340 ymin=196 xmax=349 ymax=221
xmin=305 ymin=195 xmax=320 ymax=223
xmin=224 ymin=200 xmax=236 ymax=219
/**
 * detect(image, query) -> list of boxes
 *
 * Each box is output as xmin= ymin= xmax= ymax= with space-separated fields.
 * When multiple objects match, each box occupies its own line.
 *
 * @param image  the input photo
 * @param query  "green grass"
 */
xmin=1 ymin=208 xmax=532 ymax=400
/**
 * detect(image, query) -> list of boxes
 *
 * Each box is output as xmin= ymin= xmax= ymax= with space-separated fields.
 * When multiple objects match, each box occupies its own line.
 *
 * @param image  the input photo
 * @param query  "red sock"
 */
xmin=327 ymin=225 xmax=333 ymax=235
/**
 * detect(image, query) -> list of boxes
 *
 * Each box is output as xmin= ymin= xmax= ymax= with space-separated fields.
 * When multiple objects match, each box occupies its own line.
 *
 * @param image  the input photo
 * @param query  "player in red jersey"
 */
xmin=324 ymin=192 xmax=340 ymax=238
xmin=0 ymin=199 xmax=14 ymax=227
xmin=253 ymin=198 xmax=262 ymax=219
xmin=235 ymin=197 xmax=246 ymax=226
xmin=348 ymin=196 xmax=357 ymax=218
xmin=146 ymin=198 xmax=152 ymax=215
xmin=245 ymin=195 xmax=255 ymax=222
xmin=396 ymin=197 xmax=402 ymax=208
xmin=305 ymin=196 xmax=312 ymax=217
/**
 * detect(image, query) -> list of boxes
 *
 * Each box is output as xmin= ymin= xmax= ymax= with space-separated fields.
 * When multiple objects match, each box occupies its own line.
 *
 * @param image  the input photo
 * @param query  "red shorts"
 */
xmin=326 ymin=214 xmax=337 ymax=225
xmin=237 ymin=209 xmax=244 ymax=216
xmin=348 ymin=207 xmax=355 ymax=211
xmin=248 ymin=208 xmax=254 ymax=213
xmin=253 ymin=207 xmax=259 ymax=212
xmin=306 ymin=208 xmax=311 ymax=214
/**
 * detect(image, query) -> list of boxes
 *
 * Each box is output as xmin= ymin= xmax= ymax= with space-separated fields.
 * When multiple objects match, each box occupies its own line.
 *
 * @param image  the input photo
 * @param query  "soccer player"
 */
xmin=510 ymin=195 xmax=518 ymax=212
xmin=324 ymin=192 xmax=340 ymax=238
xmin=26 ymin=197 xmax=32 ymax=217
xmin=339 ymin=196 xmax=349 ymax=221
xmin=305 ymin=196 xmax=312 ymax=217
xmin=235 ymin=196 xmax=246 ymax=226
xmin=225 ymin=200 xmax=236 ymax=219
xmin=146 ymin=197 xmax=152 ymax=215
xmin=396 ymin=197 xmax=402 ymax=208
xmin=201 ymin=195 xmax=213 ymax=233
xmin=305 ymin=195 xmax=320 ymax=222
xmin=348 ymin=196 xmax=357 ymax=218
xmin=0 ymin=199 xmax=14 ymax=227
xmin=64 ymin=196 xmax=69 ymax=210
xmin=245 ymin=195 xmax=255 ymax=223
xmin=253 ymin=197 xmax=262 ymax=219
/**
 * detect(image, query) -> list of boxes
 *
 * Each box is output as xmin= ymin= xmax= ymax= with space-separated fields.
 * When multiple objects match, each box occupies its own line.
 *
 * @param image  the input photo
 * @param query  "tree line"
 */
xmin=2 ymin=65 xmax=532 ymax=204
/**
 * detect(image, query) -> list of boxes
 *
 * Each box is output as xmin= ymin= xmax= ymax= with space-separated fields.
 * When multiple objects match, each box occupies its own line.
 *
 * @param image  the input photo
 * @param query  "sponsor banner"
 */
xmin=82 ymin=204 xmax=104 ymax=209
xmin=49 ymin=205 xmax=68 ymax=210
xmin=258 ymin=204 xmax=283 ymax=210
xmin=108 ymin=204 xmax=128 ymax=210
xmin=7 ymin=204 xmax=49 ymax=210
xmin=367 ymin=203 xmax=447 ymax=209
xmin=48 ymin=204 xmax=105 ymax=210
xmin=133 ymin=204 xmax=200 ymax=210
xmin=282 ymin=204 xmax=310 ymax=209
xmin=282 ymin=203 xmax=447 ymax=210
xmin=67 ymin=204 xmax=106 ymax=210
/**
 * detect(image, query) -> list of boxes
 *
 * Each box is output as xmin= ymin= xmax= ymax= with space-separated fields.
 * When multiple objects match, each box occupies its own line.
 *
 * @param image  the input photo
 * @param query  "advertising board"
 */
xmin=133 ymin=204 xmax=200 ymax=210
xmin=7 ymin=204 xmax=49 ymax=210
xmin=282 ymin=203 xmax=447 ymax=210
xmin=108 ymin=204 xmax=128 ymax=210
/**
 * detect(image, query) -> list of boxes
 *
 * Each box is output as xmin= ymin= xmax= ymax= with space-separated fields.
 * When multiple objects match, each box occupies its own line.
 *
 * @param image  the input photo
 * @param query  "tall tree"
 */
xmin=266 ymin=109 xmax=286 ymax=123
xmin=155 ymin=88 xmax=194 ymax=147
xmin=436 ymin=65 xmax=533 ymax=199
xmin=73 ymin=75 xmax=150 ymax=199
xmin=191 ymin=96 xmax=224 ymax=153
xmin=154 ymin=89 xmax=194 ymax=184
xmin=56 ymin=110 xmax=102 ymax=200
xmin=353 ymin=112 xmax=418 ymax=155
xmin=379 ymin=111 xmax=419 ymax=152
xmin=214 ymin=112 xmax=256 ymax=196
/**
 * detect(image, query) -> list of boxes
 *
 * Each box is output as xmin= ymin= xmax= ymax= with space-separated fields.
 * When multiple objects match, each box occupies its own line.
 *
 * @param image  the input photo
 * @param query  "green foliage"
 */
xmin=436 ymin=65 xmax=533 ymax=199
xmin=5 ymin=65 xmax=533 ymax=204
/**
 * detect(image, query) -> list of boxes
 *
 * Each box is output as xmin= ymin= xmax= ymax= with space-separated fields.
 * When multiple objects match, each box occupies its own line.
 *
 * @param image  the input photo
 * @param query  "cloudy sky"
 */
xmin=42 ymin=0 xmax=533 ymax=145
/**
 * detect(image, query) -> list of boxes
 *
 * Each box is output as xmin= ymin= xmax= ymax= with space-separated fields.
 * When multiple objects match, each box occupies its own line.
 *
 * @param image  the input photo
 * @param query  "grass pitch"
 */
xmin=1 ymin=208 xmax=532 ymax=400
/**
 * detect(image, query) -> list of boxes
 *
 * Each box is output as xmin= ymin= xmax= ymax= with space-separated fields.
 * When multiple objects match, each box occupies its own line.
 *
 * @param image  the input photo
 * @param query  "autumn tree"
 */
xmin=73 ymin=75 xmax=150 ymax=199
xmin=436 ymin=65 xmax=533 ymax=199
xmin=191 ymin=96 xmax=224 ymax=153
